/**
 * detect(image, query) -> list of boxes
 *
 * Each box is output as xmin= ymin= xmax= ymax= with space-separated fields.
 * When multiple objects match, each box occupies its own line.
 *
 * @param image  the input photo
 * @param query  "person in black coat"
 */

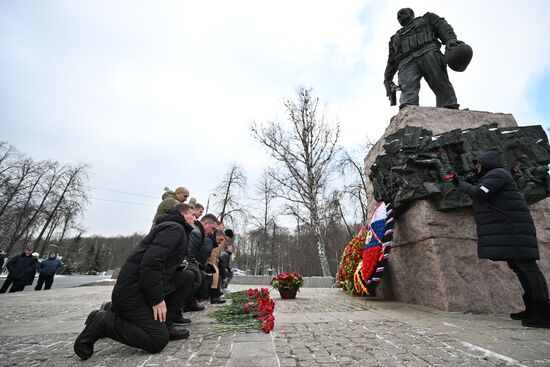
xmin=182 ymin=214 xmax=220 ymax=312
xmin=74 ymin=204 xmax=197 ymax=360
xmin=454 ymin=151 xmax=549 ymax=328
xmin=0 ymin=246 xmax=38 ymax=293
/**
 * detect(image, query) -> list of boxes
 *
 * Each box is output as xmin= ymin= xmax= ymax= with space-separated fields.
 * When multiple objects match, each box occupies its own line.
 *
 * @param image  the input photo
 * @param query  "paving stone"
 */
xmin=1 ymin=285 xmax=550 ymax=366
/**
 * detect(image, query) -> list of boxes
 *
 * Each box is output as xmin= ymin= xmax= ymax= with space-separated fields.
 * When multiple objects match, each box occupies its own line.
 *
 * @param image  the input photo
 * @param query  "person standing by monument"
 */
xmin=453 ymin=151 xmax=550 ymax=328
xmin=384 ymin=8 xmax=463 ymax=109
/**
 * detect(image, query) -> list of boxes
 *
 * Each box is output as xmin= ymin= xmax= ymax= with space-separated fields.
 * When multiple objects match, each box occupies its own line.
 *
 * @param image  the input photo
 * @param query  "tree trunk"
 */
xmin=310 ymin=206 xmax=331 ymax=276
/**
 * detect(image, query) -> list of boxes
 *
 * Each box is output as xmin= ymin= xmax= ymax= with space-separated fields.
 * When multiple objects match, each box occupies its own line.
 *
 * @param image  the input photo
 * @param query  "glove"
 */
xmin=446 ymin=39 xmax=458 ymax=49
xmin=451 ymin=175 xmax=460 ymax=188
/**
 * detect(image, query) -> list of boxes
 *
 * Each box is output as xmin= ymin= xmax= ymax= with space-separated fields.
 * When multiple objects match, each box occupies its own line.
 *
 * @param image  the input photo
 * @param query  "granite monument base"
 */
xmin=365 ymin=106 xmax=550 ymax=313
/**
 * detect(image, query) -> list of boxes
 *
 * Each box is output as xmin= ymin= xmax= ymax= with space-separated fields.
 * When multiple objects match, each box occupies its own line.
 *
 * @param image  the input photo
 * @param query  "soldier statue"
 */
xmin=384 ymin=8 xmax=469 ymax=109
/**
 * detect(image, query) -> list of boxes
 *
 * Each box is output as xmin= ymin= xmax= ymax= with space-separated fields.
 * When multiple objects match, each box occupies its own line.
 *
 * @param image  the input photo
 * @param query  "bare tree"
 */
xmin=328 ymin=190 xmax=353 ymax=237
xmin=212 ymin=163 xmax=247 ymax=227
xmin=249 ymin=170 xmax=278 ymax=272
xmin=5 ymin=161 xmax=62 ymax=252
xmin=340 ymin=145 xmax=372 ymax=224
xmin=33 ymin=163 xmax=89 ymax=252
xmin=0 ymin=143 xmax=89 ymax=254
xmin=251 ymin=87 xmax=340 ymax=277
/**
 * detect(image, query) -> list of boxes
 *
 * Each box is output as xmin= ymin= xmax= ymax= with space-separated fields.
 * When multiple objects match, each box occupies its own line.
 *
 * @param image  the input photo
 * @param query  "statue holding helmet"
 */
xmin=384 ymin=8 xmax=473 ymax=109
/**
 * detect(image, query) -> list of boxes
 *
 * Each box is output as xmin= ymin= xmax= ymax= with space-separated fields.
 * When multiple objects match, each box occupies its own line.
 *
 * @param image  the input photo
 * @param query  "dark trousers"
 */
xmin=507 ymin=259 xmax=549 ymax=301
xmin=185 ymin=262 xmax=202 ymax=306
xmin=222 ymin=271 xmax=233 ymax=289
xmin=107 ymin=269 xmax=194 ymax=353
xmin=398 ymin=50 xmax=458 ymax=108
xmin=196 ymin=269 xmax=211 ymax=300
xmin=0 ymin=275 xmax=26 ymax=293
xmin=35 ymin=274 xmax=55 ymax=290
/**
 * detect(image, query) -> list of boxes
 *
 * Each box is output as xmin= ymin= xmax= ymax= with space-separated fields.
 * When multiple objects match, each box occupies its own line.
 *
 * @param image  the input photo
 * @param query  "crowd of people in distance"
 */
xmin=73 ymin=186 xmax=235 ymax=360
xmin=0 ymin=247 xmax=64 ymax=293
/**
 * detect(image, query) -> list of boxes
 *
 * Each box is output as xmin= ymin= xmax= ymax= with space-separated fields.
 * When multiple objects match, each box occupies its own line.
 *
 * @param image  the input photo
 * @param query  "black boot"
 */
xmin=510 ymin=294 xmax=533 ymax=320
xmin=522 ymin=300 xmax=550 ymax=328
xmin=167 ymin=325 xmax=190 ymax=340
xmin=209 ymin=287 xmax=224 ymax=302
xmin=184 ymin=301 xmax=205 ymax=312
xmin=74 ymin=310 xmax=107 ymax=360
xmin=173 ymin=314 xmax=192 ymax=324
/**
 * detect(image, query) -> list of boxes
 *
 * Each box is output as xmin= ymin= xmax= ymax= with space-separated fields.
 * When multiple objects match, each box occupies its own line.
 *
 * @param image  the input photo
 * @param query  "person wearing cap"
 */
xmin=453 ymin=151 xmax=550 ymax=328
xmin=0 ymin=246 xmax=38 ymax=293
xmin=384 ymin=8 xmax=461 ymax=109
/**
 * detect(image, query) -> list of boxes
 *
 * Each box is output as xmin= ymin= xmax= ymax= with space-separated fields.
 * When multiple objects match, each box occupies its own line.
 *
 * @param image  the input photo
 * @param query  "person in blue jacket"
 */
xmin=35 ymin=252 xmax=64 ymax=291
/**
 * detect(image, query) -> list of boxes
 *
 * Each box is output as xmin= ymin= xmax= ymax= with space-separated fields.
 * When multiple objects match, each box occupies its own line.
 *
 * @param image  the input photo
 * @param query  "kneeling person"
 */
xmin=74 ymin=203 xmax=197 ymax=360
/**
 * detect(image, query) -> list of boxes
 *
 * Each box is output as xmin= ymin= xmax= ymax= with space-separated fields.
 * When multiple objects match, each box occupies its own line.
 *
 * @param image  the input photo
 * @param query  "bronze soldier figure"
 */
xmin=384 ymin=8 xmax=460 ymax=109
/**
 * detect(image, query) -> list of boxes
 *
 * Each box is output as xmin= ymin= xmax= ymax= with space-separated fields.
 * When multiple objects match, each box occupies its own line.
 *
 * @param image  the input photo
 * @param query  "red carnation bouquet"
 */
xmin=210 ymin=288 xmax=275 ymax=333
xmin=270 ymin=272 xmax=303 ymax=291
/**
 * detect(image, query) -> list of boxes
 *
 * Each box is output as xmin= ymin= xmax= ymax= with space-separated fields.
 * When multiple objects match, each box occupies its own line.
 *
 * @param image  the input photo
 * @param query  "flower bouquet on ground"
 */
xmin=270 ymin=271 xmax=303 ymax=299
xmin=209 ymin=288 xmax=275 ymax=333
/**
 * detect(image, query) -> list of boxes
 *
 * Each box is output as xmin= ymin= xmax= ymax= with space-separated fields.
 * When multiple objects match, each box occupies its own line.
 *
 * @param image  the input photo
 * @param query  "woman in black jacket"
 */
xmin=455 ymin=151 xmax=549 ymax=328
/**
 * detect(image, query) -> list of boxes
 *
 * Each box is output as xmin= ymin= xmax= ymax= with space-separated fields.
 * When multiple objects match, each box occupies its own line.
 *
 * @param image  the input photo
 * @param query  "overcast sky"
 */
xmin=1 ymin=0 xmax=549 ymax=237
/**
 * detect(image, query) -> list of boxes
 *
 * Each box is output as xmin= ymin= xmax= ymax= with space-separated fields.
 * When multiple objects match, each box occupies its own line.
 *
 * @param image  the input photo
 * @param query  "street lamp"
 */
xmin=205 ymin=193 xmax=217 ymax=214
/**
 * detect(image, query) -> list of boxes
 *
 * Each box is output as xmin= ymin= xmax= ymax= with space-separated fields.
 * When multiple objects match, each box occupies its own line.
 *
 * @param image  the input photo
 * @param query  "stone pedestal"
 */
xmin=364 ymin=106 xmax=550 ymax=313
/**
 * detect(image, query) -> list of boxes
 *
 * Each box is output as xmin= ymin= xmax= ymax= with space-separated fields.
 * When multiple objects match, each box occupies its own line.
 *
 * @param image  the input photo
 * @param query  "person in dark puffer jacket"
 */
xmin=0 ymin=246 xmax=38 ymax=293
xmin=74 ymin=204 xmax=197 ymax=360
xmin=454 ymin=151 xmax=550 ymax=328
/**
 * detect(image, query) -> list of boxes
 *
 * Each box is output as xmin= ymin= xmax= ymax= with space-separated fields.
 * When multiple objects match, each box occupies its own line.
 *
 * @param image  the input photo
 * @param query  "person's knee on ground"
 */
xmin=142 ymin=332 xmax=169 ymax=353
xmin=74 ymin=310 xmax=108 ymax=360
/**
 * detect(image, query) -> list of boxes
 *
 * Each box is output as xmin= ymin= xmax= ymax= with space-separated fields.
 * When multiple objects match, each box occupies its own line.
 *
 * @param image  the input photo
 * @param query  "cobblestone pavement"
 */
xmin=1 ymin=285 xmax=549 ymax=366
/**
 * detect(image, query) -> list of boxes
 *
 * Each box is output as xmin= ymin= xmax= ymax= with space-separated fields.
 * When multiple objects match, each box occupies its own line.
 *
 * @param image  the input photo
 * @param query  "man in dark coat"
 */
xmin=384 ymin=8 xmax=460 ymax=108
xmin=182 ymin=214 xmax=220 ymax=312
xmin=35 ymin=252 xmax=64 ymax=290
xmin=74 ymin=204 xmax=197 ymax=360
xmin=454 ymin=151 xmax=549 ymax=328
xmin=0 ymin=246 xmax=38 ymax=293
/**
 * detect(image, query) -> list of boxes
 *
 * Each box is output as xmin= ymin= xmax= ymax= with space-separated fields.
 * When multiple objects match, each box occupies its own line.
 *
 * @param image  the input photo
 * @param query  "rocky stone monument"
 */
xmin=364 ymin=106 xmax=550 ymax=313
